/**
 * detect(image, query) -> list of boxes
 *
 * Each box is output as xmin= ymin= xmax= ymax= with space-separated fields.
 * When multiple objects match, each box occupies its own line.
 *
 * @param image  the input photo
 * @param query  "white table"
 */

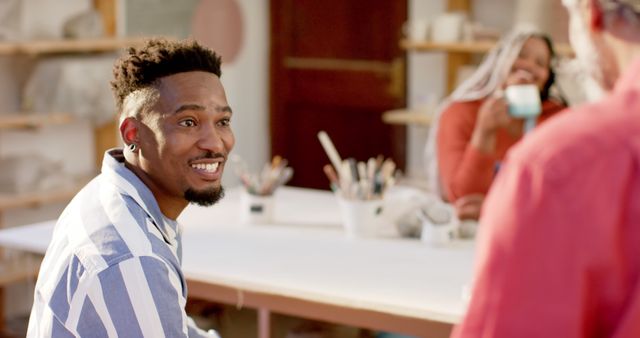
xmin=0 ymin=187 xmax=475 ymax=338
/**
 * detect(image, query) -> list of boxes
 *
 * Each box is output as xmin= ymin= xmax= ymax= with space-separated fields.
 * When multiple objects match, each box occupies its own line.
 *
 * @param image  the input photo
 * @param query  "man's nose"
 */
xmin=198 ymin=123 xmax=224 ymax=153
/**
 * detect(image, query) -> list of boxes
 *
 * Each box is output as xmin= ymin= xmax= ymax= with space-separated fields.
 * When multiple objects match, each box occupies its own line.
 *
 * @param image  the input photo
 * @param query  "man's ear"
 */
xmin=588 ymin=0 xmax=605 ymax=32
xmin=119 ymin=117 xmax=138 ymax=146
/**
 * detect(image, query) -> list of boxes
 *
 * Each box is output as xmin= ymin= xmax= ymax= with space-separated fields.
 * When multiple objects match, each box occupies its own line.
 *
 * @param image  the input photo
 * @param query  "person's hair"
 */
xmin=533 ymin=33 xmax=557 ymax=101
xmin=111 ymin=38 xmax=222 ymax=114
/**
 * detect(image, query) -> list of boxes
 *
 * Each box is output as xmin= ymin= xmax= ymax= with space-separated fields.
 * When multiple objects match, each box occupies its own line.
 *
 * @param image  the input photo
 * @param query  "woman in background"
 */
xmin=427 ymin=27 xmax=567 ymax=220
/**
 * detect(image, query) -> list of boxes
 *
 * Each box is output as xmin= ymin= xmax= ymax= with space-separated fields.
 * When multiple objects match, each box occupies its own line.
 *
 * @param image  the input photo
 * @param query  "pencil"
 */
xmin=317 ymin=131 xmax=343 ymax=180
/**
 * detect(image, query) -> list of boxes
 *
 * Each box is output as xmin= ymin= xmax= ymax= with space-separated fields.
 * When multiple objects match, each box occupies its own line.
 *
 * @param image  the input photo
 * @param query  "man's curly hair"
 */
xmin=111 ymin=38 xmax=222 ymax=113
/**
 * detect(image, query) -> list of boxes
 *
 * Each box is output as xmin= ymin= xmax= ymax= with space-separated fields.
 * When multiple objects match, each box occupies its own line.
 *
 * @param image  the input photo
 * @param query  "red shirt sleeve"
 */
xmin=437 ymin=101 xmax=497 ymax=202
xmin=436 ymin=99 xmax=566 ymax=202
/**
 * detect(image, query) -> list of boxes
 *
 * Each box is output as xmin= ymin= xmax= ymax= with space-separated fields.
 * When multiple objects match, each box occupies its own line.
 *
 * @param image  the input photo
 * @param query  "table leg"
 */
xmin=0 ymin=289 xmax=4 ymax=332
xmin=0 ymin=212 xmax=4 ymax=332
xmin=258 ymin=307 xmax=271 ymax=338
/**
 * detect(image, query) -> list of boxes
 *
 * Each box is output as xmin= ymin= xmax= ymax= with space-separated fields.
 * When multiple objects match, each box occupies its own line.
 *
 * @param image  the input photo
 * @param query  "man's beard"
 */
xmin=184 ymin=186 xmax=225 ymax=206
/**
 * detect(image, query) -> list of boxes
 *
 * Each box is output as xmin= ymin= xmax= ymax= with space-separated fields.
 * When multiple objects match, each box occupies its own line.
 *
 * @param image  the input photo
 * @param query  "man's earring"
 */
xmin=128 ymin=143 xmax=137 ymax=152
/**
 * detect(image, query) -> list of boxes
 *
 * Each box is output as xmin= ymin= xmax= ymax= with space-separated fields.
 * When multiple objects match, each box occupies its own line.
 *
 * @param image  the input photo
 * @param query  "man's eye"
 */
xmin=179 ymin=119 xmax=196 ymax=127
xmin=218 ymin=118 xmax=231 ymax=127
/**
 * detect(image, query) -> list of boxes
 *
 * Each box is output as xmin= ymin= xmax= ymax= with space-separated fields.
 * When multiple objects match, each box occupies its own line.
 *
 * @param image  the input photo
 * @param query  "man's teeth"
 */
xmin=191 ymin=163 xmax=219 ymax=172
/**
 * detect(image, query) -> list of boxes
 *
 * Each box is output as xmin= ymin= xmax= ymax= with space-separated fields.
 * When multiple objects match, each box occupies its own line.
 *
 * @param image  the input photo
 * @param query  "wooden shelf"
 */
xmin=400 ymin=39 xmax=575 ymax=57
xmin=0 ymin=36 xmax=147 ymax=56
xmin=382 ymin=109 xmax=433 ymax=127
xmin=0 ymin=182 xmax=86 ymax=212
xmin=401 ymin=40 xmax=496 ymax=54
xmin=0 ymin=113 xmax=75 ymax=130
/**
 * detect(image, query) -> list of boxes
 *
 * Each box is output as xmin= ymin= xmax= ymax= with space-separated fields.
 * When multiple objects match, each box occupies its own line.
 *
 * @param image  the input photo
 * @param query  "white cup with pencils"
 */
xmin=240 ymin=191 xmax=275 ymax=224
xmin=336 ymin=196 xmax=386 ymax=238
xmin=318 ymin=131 xmax=397 ymax=238
xmin=233 ymin=155 xmax=293 ymax=224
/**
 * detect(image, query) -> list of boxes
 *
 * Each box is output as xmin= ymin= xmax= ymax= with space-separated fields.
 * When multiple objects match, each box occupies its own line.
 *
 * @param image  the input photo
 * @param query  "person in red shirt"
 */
xmin=428 ymin=28 xmax=566 ymax=220
xmin=453 ymin=0 xmax=640 ymax=336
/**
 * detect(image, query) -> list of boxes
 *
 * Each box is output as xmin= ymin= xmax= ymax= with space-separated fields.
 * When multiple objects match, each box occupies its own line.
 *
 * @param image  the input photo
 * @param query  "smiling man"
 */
xmin=27 ymin=39 xmax=232 ymax=337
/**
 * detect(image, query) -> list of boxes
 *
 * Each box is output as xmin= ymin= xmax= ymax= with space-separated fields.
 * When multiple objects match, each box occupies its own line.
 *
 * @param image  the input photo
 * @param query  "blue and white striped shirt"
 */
xmin=28 ymin=149 xmax=219 ymax=337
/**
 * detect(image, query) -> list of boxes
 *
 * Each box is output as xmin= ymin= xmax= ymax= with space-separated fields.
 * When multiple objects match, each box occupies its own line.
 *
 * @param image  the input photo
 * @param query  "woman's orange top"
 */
xmin=436 ymin=99 xmax=566 ymax=202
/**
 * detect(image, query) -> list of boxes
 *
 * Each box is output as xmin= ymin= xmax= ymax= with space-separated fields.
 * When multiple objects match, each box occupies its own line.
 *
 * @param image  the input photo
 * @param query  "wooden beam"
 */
xmin=0 ymin=113 xmax=74 ymax=130
xmin=188 ymin=279 xmax=453 ymax=338
xmin=447 ymin=0 xmax=471 ymax=12
xmin=93 ymin=0 xmax=117 ymax=36
xmin=0 ymin=37 xmax=146 ymax=56
xmin=93 ymin=0 xmax=119 ymax=169
xmin=400 ymin=40 xmax=575 ymax=57
xmin=94 ymin=120 xmax=119 ymax=169
xmin=258 ymin=308 xmax=271 ymax=338
xmin=0 ymin=289 xmax=4 ymax=332
xmin=0 ymin=184 xmax=84 ymax=212
xmin=446 ymin=52 xmax=472 ymax=94
xmin=0 ymin=211 xmax=4 ymax=332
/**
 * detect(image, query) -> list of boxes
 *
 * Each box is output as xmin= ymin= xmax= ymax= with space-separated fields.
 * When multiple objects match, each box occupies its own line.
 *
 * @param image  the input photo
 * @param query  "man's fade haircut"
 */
xmin=111 ymin=38 xmax=222 ymax=114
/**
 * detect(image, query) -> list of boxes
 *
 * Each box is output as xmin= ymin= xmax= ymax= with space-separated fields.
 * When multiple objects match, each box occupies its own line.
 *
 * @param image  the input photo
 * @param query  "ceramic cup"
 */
xmin=505 ymin=84 xmax=542 ymax=118
xmin=403 ymin=19 xmax=429 ymax=41
xmin=336 ymin=197 xmax=385 ymax=239
xmin=431 ymin=12 xmax=466 ymax=42
xmin=418 ymin=202 xmax=457 ymax=245
xmin=240 ymin=190 xmax=275 ymax=224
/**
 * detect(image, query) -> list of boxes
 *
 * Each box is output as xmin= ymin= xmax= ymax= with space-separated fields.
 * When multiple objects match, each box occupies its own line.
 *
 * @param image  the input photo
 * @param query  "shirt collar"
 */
xmin=101 ymin=148 xmax=180 ymax=243
xmin=615 ymin=56 xmax=640 ymax=93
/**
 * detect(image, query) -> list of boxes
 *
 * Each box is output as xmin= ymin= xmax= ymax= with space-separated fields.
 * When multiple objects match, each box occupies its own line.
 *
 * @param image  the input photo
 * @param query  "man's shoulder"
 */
xmin=509 ymin=95 xmax=640 ymax=178
xmin=56 ymin=178 xmax=170 ymax=274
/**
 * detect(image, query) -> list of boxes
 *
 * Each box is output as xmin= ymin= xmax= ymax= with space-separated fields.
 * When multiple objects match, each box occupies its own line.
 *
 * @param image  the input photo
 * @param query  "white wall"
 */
xmin=473 ymin=0 xmax=515 ymax=34
xmin=406 ymin=0 xmax=447 ymax=181
xmin=218 ymin=0 xmax=269 ymax=188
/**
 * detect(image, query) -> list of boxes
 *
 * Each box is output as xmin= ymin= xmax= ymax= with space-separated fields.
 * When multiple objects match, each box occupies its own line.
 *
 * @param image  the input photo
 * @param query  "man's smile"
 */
xmin=189 ymin=159 xmax=223 ymax=181
xmin=190 ymin=162 xmax=219 ymax=173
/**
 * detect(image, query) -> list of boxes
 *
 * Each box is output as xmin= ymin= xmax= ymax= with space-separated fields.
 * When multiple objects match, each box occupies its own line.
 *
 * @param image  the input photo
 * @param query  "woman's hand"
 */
xmin=471 ymin=94 xmax=512 ymax=153
xmin=454 ymin=193 xmax=485 ymax=221
xmin=476 ymin=95 xmax=511 ymax=134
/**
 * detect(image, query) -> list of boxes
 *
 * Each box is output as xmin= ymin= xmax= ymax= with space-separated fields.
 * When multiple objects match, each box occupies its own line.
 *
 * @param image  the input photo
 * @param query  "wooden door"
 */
xmin=270 ymin=0 xmax=407 ymax=189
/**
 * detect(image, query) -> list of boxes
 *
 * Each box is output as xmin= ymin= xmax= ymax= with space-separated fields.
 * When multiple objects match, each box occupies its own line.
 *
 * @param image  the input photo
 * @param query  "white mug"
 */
xmin=505 ymin=84 xmax=542 ymax=118
xmin=403 ymin=20 xmax=429 ymax=41
xmin=337 ymin=196 xmax=386 ymax=238
xmin=418 ymin=202 xmax=457 ymax=246
xmin=431 ymin=12 xmax=466 ymax=43
xmin=240 ymin=190 xmax=275 ymax=224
